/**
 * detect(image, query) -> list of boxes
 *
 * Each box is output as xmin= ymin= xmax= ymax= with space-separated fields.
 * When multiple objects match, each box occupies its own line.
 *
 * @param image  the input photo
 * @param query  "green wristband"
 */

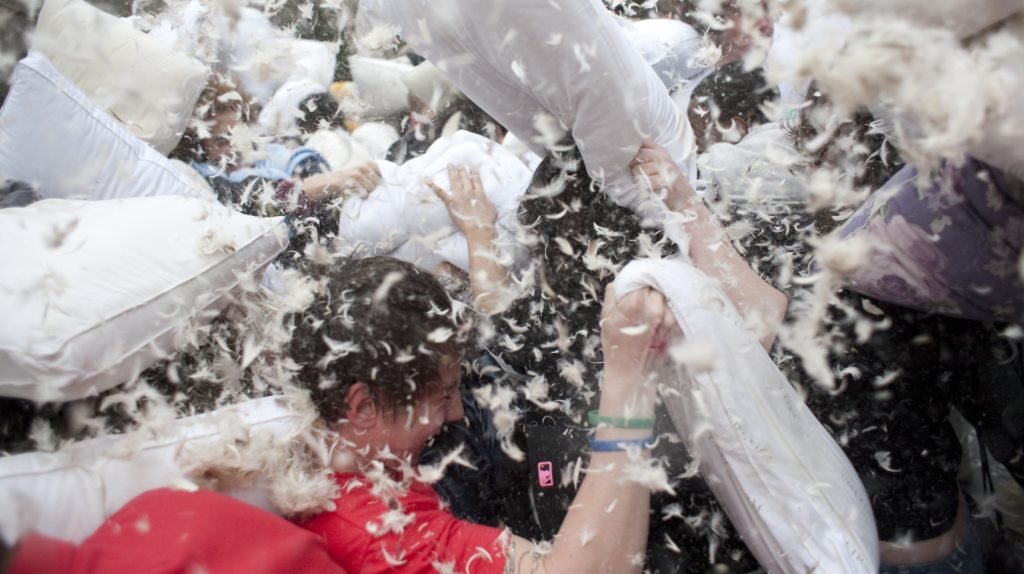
xmin=587 ymin=410 xmax=656 ymax=429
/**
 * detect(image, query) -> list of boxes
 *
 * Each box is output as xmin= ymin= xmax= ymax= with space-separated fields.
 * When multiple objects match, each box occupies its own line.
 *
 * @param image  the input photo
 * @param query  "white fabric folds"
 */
xmin=0 ymin=196 xmax=287 ymax=402
xmin=32 ymin=0 xmax=210 ymax=154
xmin=359 ymin=0 xmax=697 ymax=206
xmin=336 ymin=130 xmax=532 ymax=272
xmin=0 ymin=397 xmax=297 ymax=544
xmin=0 ymin=52 xmax=213 ymax=202
xmin=613 ymin=259 xmax=879 ymax=574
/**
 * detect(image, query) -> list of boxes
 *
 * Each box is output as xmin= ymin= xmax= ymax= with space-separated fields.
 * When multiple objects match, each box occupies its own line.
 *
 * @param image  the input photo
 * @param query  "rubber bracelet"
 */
xmin=588 ymin=435 xmax=656 ymax=452
xmin=587 ymin=410 xmax=656 ymax=430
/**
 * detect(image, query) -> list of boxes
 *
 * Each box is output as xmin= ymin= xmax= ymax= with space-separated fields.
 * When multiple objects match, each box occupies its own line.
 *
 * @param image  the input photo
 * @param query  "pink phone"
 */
xmin=537 ymin=461 xmax=554 ymax=488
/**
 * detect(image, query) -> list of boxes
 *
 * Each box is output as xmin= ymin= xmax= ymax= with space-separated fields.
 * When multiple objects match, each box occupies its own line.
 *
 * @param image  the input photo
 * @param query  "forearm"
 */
xmin=535 ymin=373 xmax=655 ymax=574
xmin=299 ymin=172 xmax=334 ymax=203
xmin=665 ymin=192 xmax=788 ymax=349
xmin=464 ymin=228 xmax=511 ymax=315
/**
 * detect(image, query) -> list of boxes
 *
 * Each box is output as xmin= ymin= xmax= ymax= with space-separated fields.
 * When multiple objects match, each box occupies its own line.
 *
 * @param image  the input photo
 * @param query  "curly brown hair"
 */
xmin=290 ymin=257 xmax=469 ymax=423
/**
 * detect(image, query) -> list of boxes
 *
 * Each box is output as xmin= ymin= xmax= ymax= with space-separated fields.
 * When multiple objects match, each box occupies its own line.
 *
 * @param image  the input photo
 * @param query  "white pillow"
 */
xmin=0 ymin=52 xmax=211 ymax=201
xmin=615 ymin=259 xmax=879 ymax=574
xmin=336 ymin=130 xmax=532 ymax=272
xmin=351 ymin=122 xmax=400 ymax=160
xmin=32 ymin=0 xmax=209 ymax=154
xmin=0 ymin=396 xmax=297 ymax=544
xmin=349 ymin=55 xmax=414 ymax=116
xmin=304 ymin=128 xmax=374 ymax=172
xmin=0 ymin=196 xmax=287 ymax=402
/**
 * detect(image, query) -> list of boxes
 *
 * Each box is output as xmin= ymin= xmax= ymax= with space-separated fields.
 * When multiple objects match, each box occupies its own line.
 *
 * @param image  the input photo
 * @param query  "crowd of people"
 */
xmin=1 ymin=0 xmax=1023 ymax=573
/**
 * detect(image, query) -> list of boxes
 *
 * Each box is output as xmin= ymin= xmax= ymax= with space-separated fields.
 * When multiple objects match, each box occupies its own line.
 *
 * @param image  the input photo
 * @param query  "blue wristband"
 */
xmin=588 ymin=435 xmax=656 ymax=452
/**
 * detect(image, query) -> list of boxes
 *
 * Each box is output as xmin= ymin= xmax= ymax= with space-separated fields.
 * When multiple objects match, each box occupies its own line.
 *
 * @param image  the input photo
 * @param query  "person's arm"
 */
xmin=632 ymin=139 xmax=788 ymax=350
xmin=506 ymin=286 xmax=676 ymax=574
xmin=430 ymin=165 xmax=510 ymax=315
xmin=300 ymin=161 xmax=382 ymax=202
xmin=832 ymin=0 xmax=1018 ymax=41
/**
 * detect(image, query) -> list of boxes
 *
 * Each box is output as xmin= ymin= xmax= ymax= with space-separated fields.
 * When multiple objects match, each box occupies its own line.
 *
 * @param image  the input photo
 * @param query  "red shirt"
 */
xmin=8 ymin=488 xmax=347 ymax=574
xmin=301 ymin=473 xmax=508 ymax=574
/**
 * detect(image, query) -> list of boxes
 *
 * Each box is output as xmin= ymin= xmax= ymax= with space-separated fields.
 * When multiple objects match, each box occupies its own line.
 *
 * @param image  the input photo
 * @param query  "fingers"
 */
xmin=364 ymin=163 xmax=381 ymax=191
xmin=459 ymin=165 xmax=472 ymax=193
xmin=630 ymin=142 xmax=672 ymax=167
xmin=447 ymin=164 xmax=474 ymax=195
xmin=344 ymin=162 xmax=379 ymax=192
xmin=600 ymin=283 xmax=617 ymax=322
xmin=604 ymin=287 xmax=663 ymax=328
xmin=629 ymin=142 xmax=678 ymax=194
xmin=352 ymin=172 xmax=374 ymax=190
xmin=470 ymin=168 xmax=484 ymax=196
xmin=432 ymin=165 xmax=497 ymax=234
xmin=447 ymin=164 xmax=462 ymax=192
xmin=428 ymin=180 xmax=451 ymax=206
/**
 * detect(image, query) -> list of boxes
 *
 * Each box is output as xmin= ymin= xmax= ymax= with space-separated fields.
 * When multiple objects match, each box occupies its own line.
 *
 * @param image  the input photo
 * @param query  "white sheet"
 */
xmin=613 ymin=258 xmax=879 ymax=574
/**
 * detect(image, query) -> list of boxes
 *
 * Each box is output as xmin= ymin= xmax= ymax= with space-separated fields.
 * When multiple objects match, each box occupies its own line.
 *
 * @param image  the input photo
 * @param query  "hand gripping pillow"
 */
xmin=32 ymin=0 xmax=209 ymax=154
xmin=0 ymin=196 xmax=287 ymax=402
xmin=614 ymin=259 xmax=879 ymax=574
xmin=0 ymin=52 xmax=212 ymax=201
xmin=0 ymin=396 xmax=297 ymax=544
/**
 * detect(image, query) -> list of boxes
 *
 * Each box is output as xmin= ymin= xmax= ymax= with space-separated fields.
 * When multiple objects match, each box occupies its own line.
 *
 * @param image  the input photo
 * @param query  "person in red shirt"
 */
xmin=291 ymin=254 xmax=678 ymax=574
xmin=3 ymin=488 xmax=347 ymax=574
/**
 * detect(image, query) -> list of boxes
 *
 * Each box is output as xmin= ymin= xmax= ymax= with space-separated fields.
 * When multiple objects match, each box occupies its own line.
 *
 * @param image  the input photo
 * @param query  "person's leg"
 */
xmin=879 ymin=495 xmax=985 ymax=574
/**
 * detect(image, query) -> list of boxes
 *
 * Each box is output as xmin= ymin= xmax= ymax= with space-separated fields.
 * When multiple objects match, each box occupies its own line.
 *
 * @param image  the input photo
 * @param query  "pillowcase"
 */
xmin=0 ymin=195 xmax=287 ymax=402
xmin=349 ymin=55 xmax=414 ymax=116
xmin=0 ymin=51 xmax=211 ymax=201
xmin=0 ymin=397 xmax=296 ymax=544
xmin=32 ymin=0 xmax=209 ymax=154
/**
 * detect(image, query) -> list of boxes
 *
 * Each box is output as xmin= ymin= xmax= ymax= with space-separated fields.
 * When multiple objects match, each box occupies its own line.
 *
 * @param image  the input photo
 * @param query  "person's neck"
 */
xmin=330 ymin=438 xmax=420 ymax=481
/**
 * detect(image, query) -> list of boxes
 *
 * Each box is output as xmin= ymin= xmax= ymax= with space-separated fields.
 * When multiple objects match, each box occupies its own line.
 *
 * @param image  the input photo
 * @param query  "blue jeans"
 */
xmin=880 ymin=517 xmax=984 ymax=574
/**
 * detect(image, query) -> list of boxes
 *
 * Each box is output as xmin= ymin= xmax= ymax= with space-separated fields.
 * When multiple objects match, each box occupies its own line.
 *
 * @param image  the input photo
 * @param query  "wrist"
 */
xmin=596 ymin=389 xmax=656 ymax=421
xmin=463 ymin=224 xmax=497 ymax=242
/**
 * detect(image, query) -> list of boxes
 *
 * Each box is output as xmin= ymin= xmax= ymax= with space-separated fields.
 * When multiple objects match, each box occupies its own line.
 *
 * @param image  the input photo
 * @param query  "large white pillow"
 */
xmin=349 ymin=55 xmax=413 ymax=116
xmin=0 ymin=51 xmax=211 ymax=201
xmin=615 ymin=259 xmax=879 ymax=574
xmin=32 ymin=0 xmax=209 ymax=154
xmin=0 ymin=396 xmax=297 ymax=544
xmin=0 ymin=196 xmax=287 ymax=402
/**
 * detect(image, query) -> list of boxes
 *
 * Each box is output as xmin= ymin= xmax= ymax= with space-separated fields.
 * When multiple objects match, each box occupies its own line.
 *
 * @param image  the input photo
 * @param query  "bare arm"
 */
xmin=300 ymin=161 xmax=381 ymax=202
xmin=507 ymin=287 xmax=677 ymax=574
xmin=632 ymin=139 xmax=788 ymax=350
xmin=430 ymin=165 xmax=510 ymax=315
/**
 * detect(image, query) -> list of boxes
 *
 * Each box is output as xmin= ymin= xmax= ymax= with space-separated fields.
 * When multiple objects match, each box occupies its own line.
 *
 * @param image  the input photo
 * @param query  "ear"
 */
xmin=344 ymin=382 xmax=379 ymax=430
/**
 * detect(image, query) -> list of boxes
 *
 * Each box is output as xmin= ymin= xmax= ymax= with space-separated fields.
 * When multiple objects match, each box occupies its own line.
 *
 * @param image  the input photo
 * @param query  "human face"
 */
xmin=201 ymin=110 xmax=240 ymax=170
xmin=716 ymin=1 xmax=774 ymax=66
xmin=376 ymin=358 xmax=465 ymax=464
